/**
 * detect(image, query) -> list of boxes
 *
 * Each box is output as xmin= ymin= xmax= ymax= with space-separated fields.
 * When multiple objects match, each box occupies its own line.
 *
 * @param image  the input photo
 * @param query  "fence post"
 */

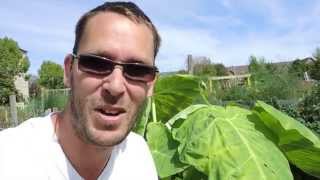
xmin=5 ymin=109 xmax=8 ymax=123
xmin=9 ymin=95 xmax=18 ymax=126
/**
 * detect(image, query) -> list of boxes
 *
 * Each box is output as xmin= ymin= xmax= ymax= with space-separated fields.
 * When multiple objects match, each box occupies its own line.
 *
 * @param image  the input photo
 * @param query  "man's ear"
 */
xmin=63 ymin=54 xmax=74 ymax=88
xmin=146 ymin=74 xmax=158 ymax=97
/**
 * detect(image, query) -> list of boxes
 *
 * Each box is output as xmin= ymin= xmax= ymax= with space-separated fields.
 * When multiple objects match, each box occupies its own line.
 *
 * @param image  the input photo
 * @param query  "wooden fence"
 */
xmin=0 ymin=95 xmax=21 ymax=128
xmin=207 ymin=74 xmax=251 ymax=92
xmin=0 ymin=89 xmax=69 ymax=129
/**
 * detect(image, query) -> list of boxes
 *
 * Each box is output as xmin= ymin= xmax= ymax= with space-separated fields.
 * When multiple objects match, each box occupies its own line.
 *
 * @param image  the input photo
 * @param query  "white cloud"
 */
xmin=156 ymin=26 xmax=220 ymax=72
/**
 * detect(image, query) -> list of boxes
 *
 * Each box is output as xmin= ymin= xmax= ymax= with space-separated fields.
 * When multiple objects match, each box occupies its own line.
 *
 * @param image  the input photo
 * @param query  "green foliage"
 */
xmin=271 ymin=100 xmax=301 ymax=120
xmin=38 ymin=61 xmax=64 ymax=89
xmin=267 ymin=90 xmax=320 ymax=135
xmin=193 ymin=62 xmax=228 ymax=77
xmin=288 ymin=58 xmax=312 ymax=79
xmin=0 ymin=37 xmax=26 ymax=75
xmin=134 ymin=74 xmax=207 ymax=138
xmin=215 ymin=72 xmax=302 ymax=109
xmin=297 ymin=83 xmax=320 ymax=134
xmin=134 ymin=75 xmax=320 ymax=179
xmin=193 ymin=63 xmax=217 ymax=76
xmin=172 ymin=105 xmax=292 ymax=179
xmin=0 ymin=37 xmax=29 ymax=105
xmin=248 ymin=55 xmax=265 ymax=73
xmin=215 ymin=86 xmax=255 ymax=107
xmin=29 ymin=76 xmax=42 ymax=98
xmin=20 ymin=56 xmax=30 ymax=73
xmin=214 ymin=63 xmax=228 ymax=76
xmin=245 ymin=55 xmax=302 ymax=103
xmin=42 ymin=89 xmax=69 ymax=111
xmin=254 ymin=101 xmax=320 ymax=178
xmin=0 ymin=89 xmax=69 ymax=128
xmin=310 ymin=48 xmax=320 ymax=80
xmin=299 ymin=84 xmax=320 ymax=122
xmin=176 ymin=69 xmax=188 ymax=74
xmin=146 ymin=122 xmax=188 ymax=178
xmin=153 ymin=74 xmax=207 ymax=123
xmin=182 ymin=167 xmax=207 ymax=180
xmin=0 ymin=75 xmax=16 ymax=104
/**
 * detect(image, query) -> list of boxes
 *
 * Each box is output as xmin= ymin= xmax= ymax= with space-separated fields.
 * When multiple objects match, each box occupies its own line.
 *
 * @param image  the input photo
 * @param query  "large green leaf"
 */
xmin=172 ymin=105 xmax=293 ymax=180
xmin=154 ymin=74 xmax=205 ymax=123
xmin=254 ymin=101 xmax=320 ymax=178
xmin=183 ymin=167 xmax=207 ymax=180
xmin=166 ymin=104 xmax=207 ymax=130
xmin=133 ymin=97 xmax=152 ymax=136
xmin=146 ymin=122 xmax=188 ymax=178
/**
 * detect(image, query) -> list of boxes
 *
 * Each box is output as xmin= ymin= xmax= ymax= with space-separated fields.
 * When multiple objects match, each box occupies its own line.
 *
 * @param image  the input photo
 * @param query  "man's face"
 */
xmin=64 ymin=12 xmax=156 ymax=147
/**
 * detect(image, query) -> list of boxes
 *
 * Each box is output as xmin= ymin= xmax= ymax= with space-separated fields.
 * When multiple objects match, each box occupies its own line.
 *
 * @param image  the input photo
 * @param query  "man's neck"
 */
xmin=52 ymin=111 xmax=112 ymax=180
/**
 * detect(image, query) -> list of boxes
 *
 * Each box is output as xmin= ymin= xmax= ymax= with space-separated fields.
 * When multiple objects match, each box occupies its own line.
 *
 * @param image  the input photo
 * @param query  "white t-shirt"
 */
xmin=0 ymin=114 xmax=158 ymax=180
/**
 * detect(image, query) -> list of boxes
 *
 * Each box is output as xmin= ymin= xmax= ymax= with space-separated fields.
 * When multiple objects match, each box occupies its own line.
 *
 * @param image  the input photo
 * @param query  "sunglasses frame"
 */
xmin=72 ymin=53 xmax=159 ymax=82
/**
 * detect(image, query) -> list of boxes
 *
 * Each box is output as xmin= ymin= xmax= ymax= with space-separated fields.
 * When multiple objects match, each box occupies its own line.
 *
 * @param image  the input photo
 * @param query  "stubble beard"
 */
xmin=68 ymin=76 xmax=138 ymax=147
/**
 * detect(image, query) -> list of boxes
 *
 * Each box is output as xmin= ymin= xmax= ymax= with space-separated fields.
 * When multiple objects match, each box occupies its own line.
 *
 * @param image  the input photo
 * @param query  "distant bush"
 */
xmin=43 ymin=89 xmax=69 ymax=111
xmin=297 ymin=83 xmax=320 ymax=134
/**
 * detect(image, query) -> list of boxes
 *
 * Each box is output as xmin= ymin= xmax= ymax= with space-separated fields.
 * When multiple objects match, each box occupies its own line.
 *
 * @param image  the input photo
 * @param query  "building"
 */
xmin=14 ymin=49 xmax=29 ymax=101
xmin=227 ymin=65 xmax=249 ymax=75
xmin=187 ymin=54 xmax=212 ymax=74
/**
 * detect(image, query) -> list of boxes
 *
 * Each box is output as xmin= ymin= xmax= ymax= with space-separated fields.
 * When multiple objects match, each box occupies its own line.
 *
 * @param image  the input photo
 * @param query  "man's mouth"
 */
xmin=97 ymin=109 xmax=123 ymax=116
xmin=95 ymin=107 xmax=126 ymax=118
xmin=94 ymin=107 xmax=126 ymax=127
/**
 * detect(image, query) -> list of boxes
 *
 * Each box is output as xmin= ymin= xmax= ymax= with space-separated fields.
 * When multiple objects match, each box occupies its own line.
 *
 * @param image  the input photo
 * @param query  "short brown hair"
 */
xmin=73 ymin=1 xmax=161 ymax=58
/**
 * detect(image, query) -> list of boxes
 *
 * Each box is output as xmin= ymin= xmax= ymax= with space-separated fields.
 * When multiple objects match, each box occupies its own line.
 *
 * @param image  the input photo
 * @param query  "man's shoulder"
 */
xmin=0 ymin=114 xmax=53 ymax=143
xmin=126 ymin=131 xmax=146 ymax=143
xmin=118 ymin=132 xmax=149 ymax=151
xmin=0 ymin=114 xmax=55 ymax=179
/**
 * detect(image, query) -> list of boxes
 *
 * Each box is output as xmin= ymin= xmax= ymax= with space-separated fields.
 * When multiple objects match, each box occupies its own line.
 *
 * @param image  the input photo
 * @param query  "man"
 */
xmin=0 ymin=2 xmax=160 ymax=180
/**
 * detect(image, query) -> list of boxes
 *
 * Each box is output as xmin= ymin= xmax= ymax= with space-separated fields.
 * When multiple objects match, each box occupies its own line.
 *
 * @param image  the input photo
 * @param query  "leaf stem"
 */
xmin=142 ymin=97 xmax=152 ymax=138
xmin=151 ymin=97 xmax=157 ymax=122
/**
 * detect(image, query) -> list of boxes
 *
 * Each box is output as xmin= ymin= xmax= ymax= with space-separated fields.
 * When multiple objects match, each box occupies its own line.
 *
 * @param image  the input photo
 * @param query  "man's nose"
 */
xmin=101 ymin=66 xmax=126 ymax=98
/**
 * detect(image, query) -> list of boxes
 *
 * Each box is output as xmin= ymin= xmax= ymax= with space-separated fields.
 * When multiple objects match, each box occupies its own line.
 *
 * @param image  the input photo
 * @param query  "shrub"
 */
xmin=297 ymin=83 xmax=320 ymax=134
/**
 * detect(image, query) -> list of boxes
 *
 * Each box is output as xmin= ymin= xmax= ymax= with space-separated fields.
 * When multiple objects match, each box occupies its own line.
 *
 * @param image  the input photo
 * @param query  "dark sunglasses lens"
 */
xmin=78 ymin=55 xmax=113 ymax=75
xmin=124 ymin=64 xmax=156 ymax=82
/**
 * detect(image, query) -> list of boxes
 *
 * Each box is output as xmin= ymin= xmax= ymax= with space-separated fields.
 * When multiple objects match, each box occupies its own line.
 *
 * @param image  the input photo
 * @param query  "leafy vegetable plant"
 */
xmin=134 ymin=74 xmax=320 ymax=180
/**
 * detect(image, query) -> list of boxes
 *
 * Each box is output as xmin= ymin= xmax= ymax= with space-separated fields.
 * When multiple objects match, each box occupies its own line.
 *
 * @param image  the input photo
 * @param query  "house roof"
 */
xmin=227 ymin=60 xmax=293 ymax=75
xmin=19 ymin=48 xmax=27 ymax=54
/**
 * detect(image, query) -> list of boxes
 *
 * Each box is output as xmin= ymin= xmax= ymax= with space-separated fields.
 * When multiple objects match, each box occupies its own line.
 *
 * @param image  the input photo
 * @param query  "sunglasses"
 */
xmin=72 ymin=53 xmax=158 ymax=82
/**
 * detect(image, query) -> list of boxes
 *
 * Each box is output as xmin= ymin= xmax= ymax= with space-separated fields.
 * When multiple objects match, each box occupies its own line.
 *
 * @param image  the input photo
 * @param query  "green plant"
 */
xmin=288 ymin=58 xmax=312 ymax=79
xmin=297 ymin=83 xmax=320 ymax=134
xmin=42 ymin=89 xmax=69 ymax=111
xmin=135 ymin=75 xmax=320 ymax=180
xmin=215 ymin=85 xmax=255 ymax=107
xmin=0 ymin=37 xmax=29 ymax=105
xmin=309 ymin=48 xmax=320 ymax=80
xmin=18 ymin=97 xmax=46 ymax=121
xmin=193 ymin=62 xmax=228 ymax=77
xmin=247 ymin=55 xmax=304 ymax=103
xmin=38 ymin=61 xmax=64 ymax=89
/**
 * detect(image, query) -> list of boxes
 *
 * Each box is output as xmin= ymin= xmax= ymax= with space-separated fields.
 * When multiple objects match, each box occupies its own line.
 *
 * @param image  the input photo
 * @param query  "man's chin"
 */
xmin=84 ymin=128 xmax=130 ymax=147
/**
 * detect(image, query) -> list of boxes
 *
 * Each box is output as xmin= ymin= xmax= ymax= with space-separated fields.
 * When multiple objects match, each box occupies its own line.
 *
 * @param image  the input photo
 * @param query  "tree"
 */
xmin=247 ymin=55 xmax=301 ymax=103
xmin=288 ymin=58 xmax=311 ymax=79
xmin=38 ymin=61 xmax=64 ymax=89
xmin=309 ymin=48 xmax=320 ymax=80
xmin=248 ymin=55 xmax=267 ymax=73
xmin=29 ymin=75 xmax=41 ymax=98
xmin=192 ymin=61 xmax=228 ymax=77
xmin=0 ymin=37 xmax=29 ymax=105
xmin=193 ymin=63 xmax=217 ymax=76
xmin=214 ymin=63 xmax=228 ymax=76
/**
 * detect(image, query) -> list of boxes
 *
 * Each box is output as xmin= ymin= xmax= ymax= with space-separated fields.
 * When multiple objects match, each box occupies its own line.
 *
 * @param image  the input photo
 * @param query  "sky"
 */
xmin=1 ymin=0 xmax=320 ymax=75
